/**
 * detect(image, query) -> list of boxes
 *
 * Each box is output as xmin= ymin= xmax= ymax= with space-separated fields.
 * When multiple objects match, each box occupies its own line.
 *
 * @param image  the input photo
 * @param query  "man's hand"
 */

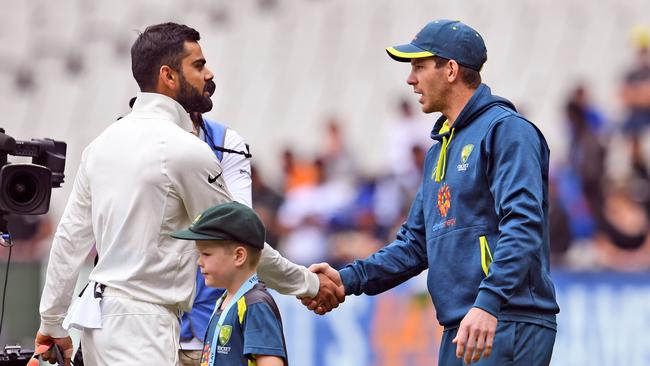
xmin=452 ymin=307 xmax=497 ymax=364
xmin=300 ymin=262 xmax=345 ymax=315
xmin=34 ymin=332 xmax=73 ymax=366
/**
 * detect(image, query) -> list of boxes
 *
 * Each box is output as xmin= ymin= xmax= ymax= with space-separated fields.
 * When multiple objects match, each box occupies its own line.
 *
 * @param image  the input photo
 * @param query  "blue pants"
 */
xmin=438 ymin=321 xmax=556 ymax=366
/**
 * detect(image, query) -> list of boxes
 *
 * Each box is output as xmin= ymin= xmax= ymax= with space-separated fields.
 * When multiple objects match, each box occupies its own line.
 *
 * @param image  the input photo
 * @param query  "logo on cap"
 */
xmin=192 ymin=214 xmax=202 ymax=226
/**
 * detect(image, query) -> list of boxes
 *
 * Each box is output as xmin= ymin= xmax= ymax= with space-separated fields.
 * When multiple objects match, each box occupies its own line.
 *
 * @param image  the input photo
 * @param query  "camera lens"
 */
xmin=6 ymin=172 xmax=39 ymax=205
xmin=0 ymin=163 xmax=52 ymax=215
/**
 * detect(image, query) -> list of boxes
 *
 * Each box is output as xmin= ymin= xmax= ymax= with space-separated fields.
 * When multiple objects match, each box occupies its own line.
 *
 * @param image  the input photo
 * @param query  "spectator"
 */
xmin=277 ymin=158 xmax=355 ymax=265
xmin=385 ymin=98 xmax=433 ymax=192
xmin=620 ymin=26 xmax=650 ymax=136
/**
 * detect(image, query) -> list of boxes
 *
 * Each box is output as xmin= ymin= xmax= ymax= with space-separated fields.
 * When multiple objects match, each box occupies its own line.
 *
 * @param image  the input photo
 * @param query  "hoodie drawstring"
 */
xmin=433 ymin=126 xmax=455 ymax=182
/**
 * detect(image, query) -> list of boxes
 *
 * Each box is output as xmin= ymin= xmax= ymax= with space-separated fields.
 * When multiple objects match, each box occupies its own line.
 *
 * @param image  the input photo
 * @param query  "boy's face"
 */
xmin=196 ymin=241 xmax=236 ymax=288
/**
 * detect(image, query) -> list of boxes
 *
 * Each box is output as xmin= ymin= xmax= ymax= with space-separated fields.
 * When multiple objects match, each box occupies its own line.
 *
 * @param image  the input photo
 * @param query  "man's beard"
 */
xmin=176 ymin=74 xmax=216 ymax=113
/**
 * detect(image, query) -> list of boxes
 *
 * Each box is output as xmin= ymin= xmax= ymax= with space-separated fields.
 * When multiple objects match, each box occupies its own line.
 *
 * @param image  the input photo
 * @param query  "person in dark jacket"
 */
xmin=303 ymin=19 xmax=559 ymax=365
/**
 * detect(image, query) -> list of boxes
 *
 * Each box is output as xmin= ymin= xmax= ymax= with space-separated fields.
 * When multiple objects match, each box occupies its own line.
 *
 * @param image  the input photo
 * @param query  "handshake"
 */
xmin=299 ymin=263 xmax=346 ymax=315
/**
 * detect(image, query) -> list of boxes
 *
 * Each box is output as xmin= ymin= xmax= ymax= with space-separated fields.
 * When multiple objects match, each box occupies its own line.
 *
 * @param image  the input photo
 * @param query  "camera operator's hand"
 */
xmin=34 ymin=332 xmax=73 ymax=366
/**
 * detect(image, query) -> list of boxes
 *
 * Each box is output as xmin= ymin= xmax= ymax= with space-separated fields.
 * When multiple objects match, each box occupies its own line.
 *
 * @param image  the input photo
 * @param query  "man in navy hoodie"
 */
xmin=305 ymin=19 xmax=559 ymax=365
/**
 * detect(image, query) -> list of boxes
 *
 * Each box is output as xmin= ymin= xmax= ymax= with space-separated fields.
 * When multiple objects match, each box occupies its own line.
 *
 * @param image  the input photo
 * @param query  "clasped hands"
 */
xmin=299 ymin=262 xmax=345 ymax=315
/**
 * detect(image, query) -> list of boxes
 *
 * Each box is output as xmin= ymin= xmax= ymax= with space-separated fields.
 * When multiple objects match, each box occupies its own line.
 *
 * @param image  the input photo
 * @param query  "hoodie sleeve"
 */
xmin=473 ymin=116 xmax=548 ymax=316
xmin=339 ymin=186 xmax=428 ymax=296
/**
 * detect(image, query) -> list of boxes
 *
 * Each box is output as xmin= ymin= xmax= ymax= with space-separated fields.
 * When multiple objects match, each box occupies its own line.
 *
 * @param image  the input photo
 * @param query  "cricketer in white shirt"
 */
xmin=38 ymin=92 xmax=318 ymax=364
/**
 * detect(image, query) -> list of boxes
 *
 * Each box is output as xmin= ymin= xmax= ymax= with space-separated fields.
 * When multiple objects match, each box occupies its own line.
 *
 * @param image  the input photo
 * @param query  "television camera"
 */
xmin=0 ymin=129 xmax=66 ymax=365
xmin=0 ymin=129 xmax=66 ymax=217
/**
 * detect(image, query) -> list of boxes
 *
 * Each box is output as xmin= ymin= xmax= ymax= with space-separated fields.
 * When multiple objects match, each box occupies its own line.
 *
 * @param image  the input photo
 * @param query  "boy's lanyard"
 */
xmin=208 ymin=274 xmax=258 ymax=363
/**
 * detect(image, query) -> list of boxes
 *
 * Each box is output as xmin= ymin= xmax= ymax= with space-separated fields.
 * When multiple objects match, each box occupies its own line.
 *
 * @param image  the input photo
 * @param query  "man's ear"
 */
xmin=447 ymin=60 xmax=460 ymax=83
xmin=159 ymin=65 xmax=178 ymax=90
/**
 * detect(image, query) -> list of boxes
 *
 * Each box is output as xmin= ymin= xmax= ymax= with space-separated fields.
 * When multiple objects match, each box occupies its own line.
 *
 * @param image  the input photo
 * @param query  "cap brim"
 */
xmin=386 ymin=44 xmax=435 ymax=62
xmin=170 ymin=229 xmax=227 ymax=241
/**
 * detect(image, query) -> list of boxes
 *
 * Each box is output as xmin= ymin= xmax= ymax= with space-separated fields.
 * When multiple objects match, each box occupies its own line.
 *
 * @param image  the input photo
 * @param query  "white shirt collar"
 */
xmin=131 ymin=92 xmax=194 ymax=132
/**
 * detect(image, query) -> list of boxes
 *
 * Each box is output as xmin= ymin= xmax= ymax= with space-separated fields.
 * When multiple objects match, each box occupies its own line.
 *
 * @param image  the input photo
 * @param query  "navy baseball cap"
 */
xmin=386 ymin=19 xmax=487 ymax=71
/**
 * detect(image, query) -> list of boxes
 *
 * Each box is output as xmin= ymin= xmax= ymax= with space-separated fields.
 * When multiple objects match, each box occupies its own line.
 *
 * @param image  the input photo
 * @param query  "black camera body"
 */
xmin=0 ymin=129 xmax=66 ymax=216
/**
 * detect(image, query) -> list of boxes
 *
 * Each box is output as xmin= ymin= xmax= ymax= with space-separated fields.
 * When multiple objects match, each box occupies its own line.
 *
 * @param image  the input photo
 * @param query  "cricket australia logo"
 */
xmin=216 ymin=325 xmax=233 ymax=354
xmin=457 ymin=144 xmax=474 ymax=172
xmin=219 ymin=325 xmax=232 ymax=345
xmin=437 ymin=184 xmax=451 ymax=217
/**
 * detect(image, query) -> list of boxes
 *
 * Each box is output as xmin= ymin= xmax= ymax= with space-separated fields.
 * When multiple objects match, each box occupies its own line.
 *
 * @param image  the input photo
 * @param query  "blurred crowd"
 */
xmin=549 ymin=27 xmax=650 ymax=271
xmin=4 ymin=27 xmax=650 ymax=273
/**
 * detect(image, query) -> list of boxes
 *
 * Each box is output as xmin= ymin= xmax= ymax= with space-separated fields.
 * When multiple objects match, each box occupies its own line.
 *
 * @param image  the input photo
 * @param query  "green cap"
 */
xmin=171 ymin=202 xmax=266 ymax=249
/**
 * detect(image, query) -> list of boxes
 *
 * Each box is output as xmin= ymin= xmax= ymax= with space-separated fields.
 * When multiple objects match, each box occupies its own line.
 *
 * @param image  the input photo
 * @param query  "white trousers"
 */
xmin=80 ymin=288 xmax=180 ymax=365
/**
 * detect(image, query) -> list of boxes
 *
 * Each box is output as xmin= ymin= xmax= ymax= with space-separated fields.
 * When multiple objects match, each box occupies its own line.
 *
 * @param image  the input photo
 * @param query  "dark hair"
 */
xmin=432 ymin=56 xmax=482 ymax=89
xmin=131 ymin=22 xmax=201 ymax=91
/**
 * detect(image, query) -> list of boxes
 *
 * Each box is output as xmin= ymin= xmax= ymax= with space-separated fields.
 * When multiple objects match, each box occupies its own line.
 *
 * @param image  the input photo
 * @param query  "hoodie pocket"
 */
xmin=479 ymin=235 xmax=493 ymax=276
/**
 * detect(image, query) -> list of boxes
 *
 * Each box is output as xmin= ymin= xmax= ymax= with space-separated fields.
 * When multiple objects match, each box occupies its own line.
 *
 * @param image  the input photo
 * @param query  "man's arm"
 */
xmin=302 ymin=186 xmax=428 ymax=315
xmin=39 ymin=150 xmax=96 ymax=337
xmin=302 ymin=188 xmax=428 ymax=315
xmin=37 ymin=150 xmax=96 ymax=365
xmin=454 ymin=117 xmax=546 ymax=364
xmin=473 ymin=117 xmax=547 ymax=316
xmin=337 ymin=186 xmax=429 ymax=296
xmin=258 ymin=243 xmax=319 ymax=298
xmin=302 ymin=187 xmax=428 ymax=314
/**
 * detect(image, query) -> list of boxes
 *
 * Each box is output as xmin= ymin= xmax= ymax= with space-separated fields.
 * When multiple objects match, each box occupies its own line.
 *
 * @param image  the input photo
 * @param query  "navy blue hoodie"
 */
xmin=340 ymin=84 xmax=559 ymax=329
